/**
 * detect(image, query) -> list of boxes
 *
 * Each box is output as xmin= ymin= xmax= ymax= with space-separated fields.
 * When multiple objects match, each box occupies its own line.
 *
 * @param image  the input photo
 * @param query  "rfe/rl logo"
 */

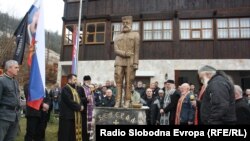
xmin=210 ymin=129 xmax=244 ymax=136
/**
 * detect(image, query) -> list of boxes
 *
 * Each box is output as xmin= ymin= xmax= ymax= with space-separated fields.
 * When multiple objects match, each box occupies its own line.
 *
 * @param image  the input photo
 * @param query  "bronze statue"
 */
xmin=114 ymin=16 xmax=140 ymax=108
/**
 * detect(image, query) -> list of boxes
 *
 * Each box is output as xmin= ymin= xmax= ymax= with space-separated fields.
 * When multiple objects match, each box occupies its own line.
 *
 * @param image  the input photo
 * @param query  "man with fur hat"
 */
xmin=198 ymin=65 xmax=236 ymax=124
xmin=161 ymin=79 xmax=180 ymax=125
xmin=77 ymin=75 xmax=92 ymax=141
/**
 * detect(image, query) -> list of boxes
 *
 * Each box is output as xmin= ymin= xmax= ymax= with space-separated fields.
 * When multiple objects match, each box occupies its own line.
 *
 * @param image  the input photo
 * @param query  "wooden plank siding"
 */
xmin=60 ymin=0 xmax=250 ymax=61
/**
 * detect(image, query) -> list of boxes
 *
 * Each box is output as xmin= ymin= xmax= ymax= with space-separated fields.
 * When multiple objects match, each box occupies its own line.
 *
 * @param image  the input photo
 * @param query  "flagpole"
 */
xmin=76 ymin=0 xmax=83 ymax=75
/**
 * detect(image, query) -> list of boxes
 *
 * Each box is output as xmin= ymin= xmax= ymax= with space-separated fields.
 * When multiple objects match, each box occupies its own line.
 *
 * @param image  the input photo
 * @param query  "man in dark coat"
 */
xmin=24 ymin=82 xmax=51 ymax=141
xmin=134 ymin=81 xmax=145 ymax=97
xmin=161 ymin=80 xmax=180 ymax=125
xmin=100 ymin=89 xmax=115 ymax=107
xmin=49 ymin=83 xmax=61 ymax=114
xmin=76 ymin=78 xmax=88 ymax=141
xmin=141 ymin=88 xmax=156 ymax=125
xmin=58 ymin=74 xmax=84 ymax=141
xmin=198 ymin=65 xmax=236 ymax=125
xmin=234 ymin=85 xmax=250 ymax=125
xmin=0 ymin=60 xmax=20 ymax=141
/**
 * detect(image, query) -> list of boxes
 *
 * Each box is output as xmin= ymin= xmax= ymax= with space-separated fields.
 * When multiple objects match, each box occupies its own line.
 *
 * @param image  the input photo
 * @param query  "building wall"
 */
xmin=61 ymin=0 xmax=250 ymax=61
xmin=57 ymin=59 xmax=250 ymax=88
xmin=65 ymin=0 xmax=250 ymax=18
xmin=60 ymin=0 xmax=250 ymax=88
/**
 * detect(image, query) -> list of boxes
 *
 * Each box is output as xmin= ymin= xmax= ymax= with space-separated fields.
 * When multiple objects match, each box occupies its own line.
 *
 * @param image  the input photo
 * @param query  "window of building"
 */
xmin=85 ymin=22 xmax=105 ymax=44
xmin=143 ymin=21 xmax=172 ymax=40
xmin=217 ymin=18 xmax=250 ymax=39
xmin=180 ymin=19 xmax=213 ymax=39
xmin=64 ymin=24 xmax=83 ymax=45
xmin=111 ymin=22 xmax=139 ymax=41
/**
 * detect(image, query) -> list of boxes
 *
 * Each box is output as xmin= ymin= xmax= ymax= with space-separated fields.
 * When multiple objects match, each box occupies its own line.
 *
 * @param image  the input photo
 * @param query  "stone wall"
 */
xmin=58 ymin=59 xmax=250 ymax=87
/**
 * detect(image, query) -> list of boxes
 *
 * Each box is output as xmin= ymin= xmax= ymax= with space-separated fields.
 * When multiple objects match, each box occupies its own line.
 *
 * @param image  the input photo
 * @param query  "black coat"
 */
xmin=100 ymin=95 xmax=115 ymax=107
xmin=200 ymin=72 xmax=236 ymax=124
xmin=76 ymin=86 xmax=88 ymax=114
xmin=24 ymin=83 xmax=51 ymax=118
xmin=76 ymin=86 xmax=89 ymax=141
xmin=59 ymin=84 xmax=82 ymax=119
xmin=163 ymin=90 xmax=180 ymax=125
xmin=235 ymin=98 xmax=250 ymax=125
xmin=141 ymin=96 xmax=156 ymax=125
xmin=135 ymin=87 xmax=146 ymax=97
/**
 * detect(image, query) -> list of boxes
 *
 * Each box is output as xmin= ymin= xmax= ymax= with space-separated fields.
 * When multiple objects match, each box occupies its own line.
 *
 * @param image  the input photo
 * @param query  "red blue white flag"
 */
xmin=71 ymin=25 xmax=78 ymax=74
xmin=27 ymin=0 xmax=45 ymax=110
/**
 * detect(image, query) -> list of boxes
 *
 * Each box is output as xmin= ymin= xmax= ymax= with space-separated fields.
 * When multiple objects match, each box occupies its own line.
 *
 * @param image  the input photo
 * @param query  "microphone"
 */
xmin=190 ymin=94 xmax=195 ymax=101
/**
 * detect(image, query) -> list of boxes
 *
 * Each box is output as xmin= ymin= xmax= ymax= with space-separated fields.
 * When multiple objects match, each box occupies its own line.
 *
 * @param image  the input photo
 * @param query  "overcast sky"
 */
xmin=0 ymin=0 xmax=64 ymax=35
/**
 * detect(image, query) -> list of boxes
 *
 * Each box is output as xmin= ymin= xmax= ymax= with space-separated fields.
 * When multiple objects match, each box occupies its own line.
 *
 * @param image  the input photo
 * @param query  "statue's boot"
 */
xmin=114 ymin=85 xmax=122 ymax=108
xmin=123 ymin=100 xmax=130 ymax=108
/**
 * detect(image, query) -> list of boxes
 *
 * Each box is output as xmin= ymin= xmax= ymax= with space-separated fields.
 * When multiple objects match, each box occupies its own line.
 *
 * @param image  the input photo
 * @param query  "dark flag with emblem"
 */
xmin=13 ymin=13 xmax=28 ymax=65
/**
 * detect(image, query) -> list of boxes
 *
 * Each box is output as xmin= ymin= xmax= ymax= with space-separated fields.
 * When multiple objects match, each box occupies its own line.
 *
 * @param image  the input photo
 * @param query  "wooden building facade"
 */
xmin=58 ymin=0 xmax=250 ymax=88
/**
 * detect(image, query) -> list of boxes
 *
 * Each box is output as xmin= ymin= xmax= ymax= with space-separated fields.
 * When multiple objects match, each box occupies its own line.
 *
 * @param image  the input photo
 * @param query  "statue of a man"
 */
xmin=114 ymin=16 xmax=140 ymax=108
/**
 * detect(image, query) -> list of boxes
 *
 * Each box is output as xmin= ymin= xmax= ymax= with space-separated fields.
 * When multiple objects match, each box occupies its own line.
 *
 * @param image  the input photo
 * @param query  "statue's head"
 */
xmin=122 ymin=16 xmax=133 ymax=33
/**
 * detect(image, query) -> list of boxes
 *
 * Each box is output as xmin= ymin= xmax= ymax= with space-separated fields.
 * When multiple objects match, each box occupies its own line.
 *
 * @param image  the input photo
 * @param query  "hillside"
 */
xmin=0 ymin=11 xmax=61 ymax=86
xmin=0 ymin=11 xmax=62 ymax=55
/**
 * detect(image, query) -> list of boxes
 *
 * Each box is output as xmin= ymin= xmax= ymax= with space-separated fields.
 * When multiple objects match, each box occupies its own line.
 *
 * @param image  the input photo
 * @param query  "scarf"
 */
xmin=165 ymin=89 xmax=175 ymax=96
xmin=175 ymin=93 xmax=189 ymax=125
xmin=194 ymin=85 xmax=206 ymax=125
xmin=154 ymin=97 xmax=170 ymax=125
xmin=67 ymin=84 xmax=82 ymax=141
xmin=164 ymin=89 xmax=175 ymax=107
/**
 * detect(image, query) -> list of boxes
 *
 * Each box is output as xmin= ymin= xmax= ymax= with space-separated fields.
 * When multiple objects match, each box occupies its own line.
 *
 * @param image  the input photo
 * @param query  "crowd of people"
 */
xmin=0 ymin=60 xmax=250 ymax=141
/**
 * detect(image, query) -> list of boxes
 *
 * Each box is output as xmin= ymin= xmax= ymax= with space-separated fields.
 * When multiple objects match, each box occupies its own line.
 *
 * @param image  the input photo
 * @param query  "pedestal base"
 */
xmin=94 ymin=107 xmax=148 ymax=125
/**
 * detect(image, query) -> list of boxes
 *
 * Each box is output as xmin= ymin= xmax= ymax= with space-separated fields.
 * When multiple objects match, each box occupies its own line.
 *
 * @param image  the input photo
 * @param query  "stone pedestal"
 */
xmin=93 ymin=107 xmax=148 ymax=125
xmin=91 ymin=107 xmax=148 ymax=141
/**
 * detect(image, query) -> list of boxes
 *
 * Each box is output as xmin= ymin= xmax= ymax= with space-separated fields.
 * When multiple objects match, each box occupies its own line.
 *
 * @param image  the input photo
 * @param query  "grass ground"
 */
xmin=15 ymin=114 xmax=59 ymax=141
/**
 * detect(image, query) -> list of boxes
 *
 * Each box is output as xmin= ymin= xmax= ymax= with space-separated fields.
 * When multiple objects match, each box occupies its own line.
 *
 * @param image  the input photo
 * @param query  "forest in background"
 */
xmin=0 ymin=11 xmax=62 ymax=86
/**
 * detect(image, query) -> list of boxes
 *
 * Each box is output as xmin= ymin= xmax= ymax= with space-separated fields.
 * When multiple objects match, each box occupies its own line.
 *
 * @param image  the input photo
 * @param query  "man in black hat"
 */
xmin=77 ymin=75 xmax=94 ymax=141
xmin=160 ymin=79 xmax=180 ymax=125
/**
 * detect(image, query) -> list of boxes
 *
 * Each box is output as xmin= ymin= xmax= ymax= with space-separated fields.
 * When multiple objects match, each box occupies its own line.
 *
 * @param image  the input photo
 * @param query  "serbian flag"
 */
xmin=27 ymin=0 xmax=45 ymax=110
xmin=71 ymin=25 xmax=78 ymax=74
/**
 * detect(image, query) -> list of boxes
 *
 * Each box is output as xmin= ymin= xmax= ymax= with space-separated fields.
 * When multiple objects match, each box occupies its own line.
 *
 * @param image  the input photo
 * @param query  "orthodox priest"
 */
xmin=58 ymin=74 xmax=84 ymax=141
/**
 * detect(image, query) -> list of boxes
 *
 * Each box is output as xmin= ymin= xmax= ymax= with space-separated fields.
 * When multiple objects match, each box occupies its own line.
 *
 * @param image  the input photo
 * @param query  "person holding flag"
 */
xmin=23 ymin=82 xmax=50 ymax=141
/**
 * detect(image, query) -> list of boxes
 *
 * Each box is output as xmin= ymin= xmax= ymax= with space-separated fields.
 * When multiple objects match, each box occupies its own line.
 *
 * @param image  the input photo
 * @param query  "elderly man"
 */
xmin=114 ymin=16 xmax=140 ymax=108
xmin=234 ymin=85 xmax=250 ymax=125
xmin=0 ymin=60 xmax=20 ymax=141
xmin=161 ymin=80 xmax=180 ymax=125
xmin=198 ymin=65 xmax=236 ymax=125
xmin=175 ymin=83 xmax=195 ymax=125
xmin=100 ymin=89 xmax=115 ymax=107
xmin=152 ymin=89 xmax=170 ymax=125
